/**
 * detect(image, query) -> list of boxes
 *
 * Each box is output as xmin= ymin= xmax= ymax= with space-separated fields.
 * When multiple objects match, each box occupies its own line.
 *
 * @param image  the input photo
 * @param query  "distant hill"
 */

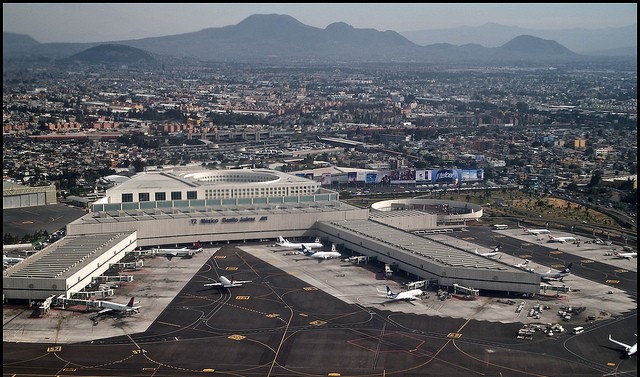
xmin=117 ymin=13 xmax=418 ymax=62
xmin=499 ymin=35 xmax=576 ymax=56
xmin=64 ymin=44 xmax=155 ymax=64
xmin=5 ymin=14 xmax=634 ymax=65
xmin=400 ymin=22 xmax=637 ymax=56
xmin=3 ymin=32 xmax=41 ymax=56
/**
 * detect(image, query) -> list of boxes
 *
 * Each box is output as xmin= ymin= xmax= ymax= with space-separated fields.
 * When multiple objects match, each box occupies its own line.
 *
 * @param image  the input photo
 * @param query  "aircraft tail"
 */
xmin=386 ymin=285 xmax=395 ymax=298
xmin=494 ymin=243 xmax=502 ymax=251
xmin=127 ymin=297 xmax=135 ymax=307
xmin=563 ymin=263 xmax=572 ymax=273
xmin=277 ymin=236 xmax=286 ymax=245
xmin=301 ymin=244 xmax=314 ymax=256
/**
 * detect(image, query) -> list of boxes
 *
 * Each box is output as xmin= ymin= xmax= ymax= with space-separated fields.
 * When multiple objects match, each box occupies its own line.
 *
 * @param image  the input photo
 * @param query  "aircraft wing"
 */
xmin=97 ymin=308 xmax=113 ymax=315
xmin=204 ymin=282 xmax=223 ymax=287
xmin=231 ymin=280 xmax=252 ymax=284
xmin=609 ymin=335 xmax=632 ymax=350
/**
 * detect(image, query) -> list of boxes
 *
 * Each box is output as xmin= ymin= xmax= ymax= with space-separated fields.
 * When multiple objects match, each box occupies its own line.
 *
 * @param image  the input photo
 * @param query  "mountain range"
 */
xmin=400 ymin=22 xmax=637 ymax=56
xmin=3 ymin=14 xmax=636 ymax=65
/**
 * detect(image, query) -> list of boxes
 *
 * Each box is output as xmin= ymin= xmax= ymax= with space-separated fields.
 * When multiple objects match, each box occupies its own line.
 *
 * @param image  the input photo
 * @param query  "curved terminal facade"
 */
xmin=5 ymin=168 xmax=540 ymax=300
xmin=67 ymin=169 xmax=368 ymax=247
xmin=370 ymin=198 xmax=483 ymax=231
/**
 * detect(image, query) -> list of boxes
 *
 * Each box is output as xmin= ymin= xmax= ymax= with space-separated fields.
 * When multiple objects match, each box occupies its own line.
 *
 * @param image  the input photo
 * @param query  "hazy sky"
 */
xmin=3 ymin=3 xmax=637 ymax=43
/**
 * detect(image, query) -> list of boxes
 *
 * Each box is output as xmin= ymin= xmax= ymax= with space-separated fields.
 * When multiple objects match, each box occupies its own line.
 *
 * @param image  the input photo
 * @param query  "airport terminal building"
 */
xmin=4 ymin=168 xmax=540 ymax=301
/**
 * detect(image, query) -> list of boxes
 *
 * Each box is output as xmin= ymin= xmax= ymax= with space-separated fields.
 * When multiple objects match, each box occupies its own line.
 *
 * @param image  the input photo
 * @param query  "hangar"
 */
xmin=3 ymin=181 xmax=56 ymax=209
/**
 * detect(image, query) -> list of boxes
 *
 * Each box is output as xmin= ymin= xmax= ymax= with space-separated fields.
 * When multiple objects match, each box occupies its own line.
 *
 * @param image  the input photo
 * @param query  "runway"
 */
xmin=3 ymin=240 xmax=637 ymax=376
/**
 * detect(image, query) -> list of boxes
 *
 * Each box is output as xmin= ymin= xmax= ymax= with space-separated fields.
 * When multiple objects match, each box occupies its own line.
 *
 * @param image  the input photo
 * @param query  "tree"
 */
xmin=587 ymin=171 xmax=603 ymax=188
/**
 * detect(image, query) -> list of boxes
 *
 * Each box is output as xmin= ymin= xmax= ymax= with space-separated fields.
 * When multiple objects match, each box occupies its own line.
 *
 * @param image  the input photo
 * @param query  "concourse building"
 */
xmin=4 ymin=168 xmax=540 ymax=301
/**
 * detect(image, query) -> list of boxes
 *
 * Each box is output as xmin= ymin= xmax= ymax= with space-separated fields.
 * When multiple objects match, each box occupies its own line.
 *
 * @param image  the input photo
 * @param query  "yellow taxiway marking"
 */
xmin=156 ymin=321 xmax=183 ymax=328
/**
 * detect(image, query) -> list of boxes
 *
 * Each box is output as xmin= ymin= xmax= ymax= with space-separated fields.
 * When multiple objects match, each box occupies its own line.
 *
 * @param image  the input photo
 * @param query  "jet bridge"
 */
xmin=453 ymin=283 xmax=479 ymax=297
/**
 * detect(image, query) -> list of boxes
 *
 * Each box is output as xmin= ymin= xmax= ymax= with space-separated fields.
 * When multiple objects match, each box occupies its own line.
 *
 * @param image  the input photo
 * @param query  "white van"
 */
xmin=572 ymin=326 xmax=584 ymax=334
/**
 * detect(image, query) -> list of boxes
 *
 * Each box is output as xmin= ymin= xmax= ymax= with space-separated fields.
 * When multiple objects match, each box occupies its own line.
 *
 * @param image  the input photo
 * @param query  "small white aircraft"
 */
xmin=522 ymin=227 xmax=550 ymax=235
xmin=378 ymin=285 xmax=424 ymax=301
xmin=301 ymin=244 xmax=342 ymax=260
xmin=609 ymin=334 xmax=637 ymax=357
xmin=204 ymin=275 xmax=252 ymax=289
xmin=548 ymin=235 xmax=577 ymax=243
xmin=539 ymin=263 xmax=572 ymax=282
xmin=276 ymin=236 xmax=323 ymax=250
xmin=3 ymin=254 xmax=25 ymax=265
xmin=613 ymin=250 xmax=638 ymax=260
xmin=514 ymin=259 xmax=534 ymax=272
xmin=97 ymin=297 xmax=141 ymax=315
xmin=474 ymin=243 xmax=502 ymax=258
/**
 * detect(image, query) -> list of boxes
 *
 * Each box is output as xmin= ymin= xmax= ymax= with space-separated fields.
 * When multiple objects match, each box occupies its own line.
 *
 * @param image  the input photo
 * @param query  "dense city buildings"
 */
xmin=3 ymin=58 xmax=637 ymax=239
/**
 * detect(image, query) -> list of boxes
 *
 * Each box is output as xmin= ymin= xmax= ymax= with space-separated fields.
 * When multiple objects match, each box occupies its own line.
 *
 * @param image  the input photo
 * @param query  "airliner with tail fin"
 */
xmin=301 ymin=244 xmax=342 ymax=260
xmin=522 ymin=227 xmax=550 ymax=235
xmin=276 ymin=236 xmax=323 ymax=250
xmin=378 ymin=285 xmax=423 ymax=301
xmin=204 ymin=276 xmax=252 ymax=289
xmin=548 ymin=235 xmax=576 ymax=243
xmin=613 ymin=250 xmax=637 ymax=260
xmin=97 ymin=297 xmax=141 ymax=315
xmin=539 ymin=263 xmax=572 ymax=282
xmin=474 ymin=243 xmax=502 ymax=258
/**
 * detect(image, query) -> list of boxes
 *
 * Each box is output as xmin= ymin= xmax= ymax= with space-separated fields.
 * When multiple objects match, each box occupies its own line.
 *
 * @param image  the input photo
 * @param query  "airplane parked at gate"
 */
xmin=378 ymin=285 xmax=424 ymax=301
xmin=539 ymin=263 xmax=572 ymax=282
xmin=548 ymin=235 xmax=577 ymax=243
xmin=276 ymin=236 xmax=323 ymax=250
xmin=613 ymin=250 xmax=638 ymax=260
xmin=474 ymin=243 xmax=502 ymax=258
xmin=608 ymin=334 xmax=637 ymax=357
xmin=154 ymin=241 xmax=203 ymax=259
xmin=522 ymin=227 xmax=550 ymax=235
xmin=3 ymin=254 xmax=25 ymax=265
xmin=97 ymin=297 xmax=141 ymax=315
xmin=301 ymin=244 xmax=342 ymax=260
xmin=204 ymin=275 xmax=252 ymax=289
xmin=154 ymin=247 xmax=199 ymax=259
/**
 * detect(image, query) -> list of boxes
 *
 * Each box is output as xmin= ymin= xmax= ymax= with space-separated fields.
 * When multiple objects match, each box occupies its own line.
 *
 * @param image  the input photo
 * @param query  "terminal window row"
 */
xmin=122 ymin=191 xmax=198 ymax=202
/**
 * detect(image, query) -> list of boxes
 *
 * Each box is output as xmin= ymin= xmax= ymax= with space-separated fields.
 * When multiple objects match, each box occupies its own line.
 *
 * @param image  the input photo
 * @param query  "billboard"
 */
xmin=389 ymin=168 xmax=416 ymax=184
xmin=321 ymin=173 xmax=332 ymax=185
xmin=432 ymin=169 xmax=461 ymax=185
